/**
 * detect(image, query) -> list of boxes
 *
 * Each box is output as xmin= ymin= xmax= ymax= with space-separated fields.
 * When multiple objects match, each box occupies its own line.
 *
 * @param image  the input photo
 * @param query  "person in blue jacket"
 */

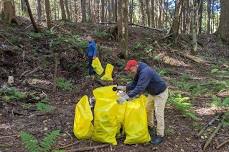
xmin=86 ymin=35 xmax=97 ymax=79
xmin=117 ymin=59 xmax=168 ymax=145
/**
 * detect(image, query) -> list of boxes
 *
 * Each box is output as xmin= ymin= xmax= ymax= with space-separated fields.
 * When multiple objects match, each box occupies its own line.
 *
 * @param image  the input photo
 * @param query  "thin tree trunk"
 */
xmin=36 ymin=0 xmax=42 ymax=22
xmin=24 ymin=0 xmax=39 ymax=32
xmin=88 ymin=0 xmax=92 ymax=22
xmin=198 ymin=0 xmax=203 ymax=34
xmin=151 ymin=0 xmax=155 ymax=27
xmin=101 ymin=0 xmax=105 ymax=22
xmin=45 ymin=0 xmax=51 ymax=28
xmin=169 ymin=0 xmax=182 ymax=38
xmin=74 ymin=0 xmax=78 ymax=22
xmin=129 ymin=0 xmax=134 ymax=24
xmin=207 ymin=0 xmax=211 ymax=34
xmin=81 ymin=0 xmax=86 ymax=22
xmin=139 ymin=0 xmax=145 ymax=25
xmin=60 ymin=0 xmax=66 ymax=20
xmin=65 ymin=0 xmax=70 ymax=20
xmin=146 ymin=0 xmax=150 ymax=27
xmin=190 ymin=0 xmax=197 ymax=54
xmin=111 ymin=0 xmax=115 ymax=22
xmin=114 ymin=0 xmax=117 ymax=22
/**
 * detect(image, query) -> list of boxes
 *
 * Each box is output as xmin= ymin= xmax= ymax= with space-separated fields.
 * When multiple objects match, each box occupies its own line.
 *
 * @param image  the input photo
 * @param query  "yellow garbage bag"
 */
xmin=92 ymin=57 xmax=104 ymax=75
xmin=123 ymin=95 xmax=151 ymax=144
xmin=100 ymin=63 xmax=114 ymax=81
xmin=73 ymin=95 xmax=94 ymax=139
xmin=92 ymin=85 xmax=120 ymax=145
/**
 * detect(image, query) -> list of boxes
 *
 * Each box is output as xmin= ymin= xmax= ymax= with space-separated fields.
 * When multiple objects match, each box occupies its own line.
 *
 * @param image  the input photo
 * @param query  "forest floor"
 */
xmin=0 ymin=20 xmax=229 ymax=152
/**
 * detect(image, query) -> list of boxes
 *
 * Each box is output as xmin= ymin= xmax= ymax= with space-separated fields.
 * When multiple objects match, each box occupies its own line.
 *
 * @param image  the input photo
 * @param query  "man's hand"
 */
xmin=93 ymin=56 xmax=96 ymax=59
xmin=117 ymin=85 xmax=126 ymax=91
xmin=117 ymin=92 xmax=129 ymax=104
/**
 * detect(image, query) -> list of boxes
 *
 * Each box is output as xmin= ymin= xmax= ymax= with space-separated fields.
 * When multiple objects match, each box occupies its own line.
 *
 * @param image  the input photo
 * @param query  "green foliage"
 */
xmin=168 ymin=92 xmax=199 ymax=121
xmin=28 ymin=32 xmax=43 ymax=40
xmin=157 ymin=68 xmax=168 ymax=76
xmin=56 ymin=77 xmax=74 ymax=91
xmin=211 ymin=96 xmax=229 ymax=108
xmin=0 ymin=87 xmax=26 ymax=102
xmin=94 ymin=31 xmax=111 ymax=39
xmin=20 ymin=131 xmax=42 ymax=152
xmin=36 ymin=102 xmax=54 ymax=113
xmin=131 ymin=42 xmax=145 ymax=51
xmin=20 ymin=130 xmax=60 ymax=152
xmin=40 ymin=130 xmax=60 ymax=152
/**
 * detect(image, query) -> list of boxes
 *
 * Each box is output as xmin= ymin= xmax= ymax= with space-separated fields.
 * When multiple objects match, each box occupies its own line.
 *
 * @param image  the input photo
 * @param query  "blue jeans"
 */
xmin=88 ymin=56 xmax=95 ymax=75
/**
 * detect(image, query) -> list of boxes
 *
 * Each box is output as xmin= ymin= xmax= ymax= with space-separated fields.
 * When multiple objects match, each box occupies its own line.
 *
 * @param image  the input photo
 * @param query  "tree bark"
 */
xmin=169 ymin=0 xmax=182 ymax=38
xmin=45 ymin=0 xmax=51 ymax=29
xmin=65 ymin=0 xmax=70 ymax=20
xmin=190 ymin=0 xmax=197 ymax=54
xmin=129 ymin=0 xmax=134 ymax=24
xmin=36 ymin=0 xmax=42 ymax=22
xmin=101 ymin=0 xmax=105 ymax=22
xmin=151 ymin=0 xmax=155 ymax=27
xmin=139 ymin=0 xmax=145 ymax=25
xmin=198 ymin=0 xmax=203 ymax=34
xmin=60 ymin=0 xmax=66 ymax=20
xmin=217 ymin=0 xmax=229 ymax=43
xmin=24 ymin=0 xmax=39 ymax=32
xmin=81 ymin=0 xmax=86 ymax=22
xmin=207 ymin=0 xmax=211 ymax=34
xmin=146 ymin=0 xmax=150 ymax=27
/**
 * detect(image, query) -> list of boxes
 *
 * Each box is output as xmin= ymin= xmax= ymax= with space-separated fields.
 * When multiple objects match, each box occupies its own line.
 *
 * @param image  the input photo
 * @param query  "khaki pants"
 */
xmin=146 ymin=88 xmax=168 ymax=137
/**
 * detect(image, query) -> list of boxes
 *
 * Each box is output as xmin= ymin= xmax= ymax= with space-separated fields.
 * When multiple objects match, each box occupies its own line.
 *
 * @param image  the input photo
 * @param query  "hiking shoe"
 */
xmin=151 ymin=135 xmax=164 ymax=145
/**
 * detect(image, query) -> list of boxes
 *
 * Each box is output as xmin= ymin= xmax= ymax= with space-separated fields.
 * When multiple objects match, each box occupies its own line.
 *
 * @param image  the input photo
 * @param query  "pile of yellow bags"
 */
xmin=91 ymin=57 xmax=114 ymax=81
xmin=73 ymin=86 xmax=151 ymax=145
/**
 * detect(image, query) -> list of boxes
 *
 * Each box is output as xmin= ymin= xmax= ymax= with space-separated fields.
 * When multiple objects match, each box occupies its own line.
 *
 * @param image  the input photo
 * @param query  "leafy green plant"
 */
xmin=36 ymin=102 xmax=54 ymax=112
xmin=131 ymin=42 xmax=145 ymax=51
xmin=20 ymin=130 xmax=60 ymax=152
xmin=168 ymin=93 xmax=199 ymax=120
xmin=28 ymin=32 xmax=43 ymax=40
xmin=94 ymin=31 xmax=111 ymax=39
xmin=56 ymin=77 xmax=74 ymax=91
xmin=0 ymin=87 xmax=26 ymax=102
xmin=211 ymin=96 xmax=229 ymax=108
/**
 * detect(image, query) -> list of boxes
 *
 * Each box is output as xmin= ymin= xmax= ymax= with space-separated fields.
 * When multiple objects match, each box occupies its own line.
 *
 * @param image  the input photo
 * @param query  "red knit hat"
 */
xmin=124 ymin=59 xmax=138 ymax=71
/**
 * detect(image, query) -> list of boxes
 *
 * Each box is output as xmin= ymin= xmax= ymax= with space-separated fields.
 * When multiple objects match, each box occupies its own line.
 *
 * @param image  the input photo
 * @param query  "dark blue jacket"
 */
xmin=86 ymin=40 xmax=96 ymax=57
xmin=127 ymin=62 xmax=167 ymax=98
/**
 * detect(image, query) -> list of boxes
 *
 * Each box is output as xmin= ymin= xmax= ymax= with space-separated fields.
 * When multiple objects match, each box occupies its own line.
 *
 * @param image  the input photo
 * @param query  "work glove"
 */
xmin=117 ymin=85 xmax=126 ymax=91
xmin=117 ymin=91 xmax=130 ymax=104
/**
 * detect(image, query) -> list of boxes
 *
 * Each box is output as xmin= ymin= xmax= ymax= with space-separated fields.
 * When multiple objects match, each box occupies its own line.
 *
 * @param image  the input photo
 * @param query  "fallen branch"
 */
xmin=203 ymin=120 xmax=223 ymax=150
xmin=58 ymin=141 xmax=80 ymax=149
xmin=197 ymin=113 xmax=223 ymax=137
xmin=66 ymin=144 xmax=109 ymax=152
xmin=20 ymin=67 xmax=40 ymax=78
xmin=216 ymin=138 xmax=229 ymax=149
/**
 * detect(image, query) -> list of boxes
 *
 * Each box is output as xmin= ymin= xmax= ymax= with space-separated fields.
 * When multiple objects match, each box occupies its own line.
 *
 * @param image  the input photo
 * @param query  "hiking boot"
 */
xmin=151 ymin=135 xmax=164 ymax=145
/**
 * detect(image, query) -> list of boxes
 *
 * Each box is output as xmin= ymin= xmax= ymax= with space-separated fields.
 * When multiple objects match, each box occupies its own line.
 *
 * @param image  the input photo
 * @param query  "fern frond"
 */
xmin=40 ymin=130 xmax=60 ymax=152
xmin=20 ymin=131 xmax=41 ymax=152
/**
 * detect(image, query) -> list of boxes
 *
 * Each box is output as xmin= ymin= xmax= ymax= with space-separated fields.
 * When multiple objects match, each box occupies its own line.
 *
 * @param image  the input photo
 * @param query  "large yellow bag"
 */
xmin=92 ymin=86 xmax=120 ymax=145
xmin=123 ymin=95 xmax=151 ymax=144
xmin=73 ymin=95 xmax=94 ymax=139
xmin=92 ymin=57 xmax=104 ymax=75
xmin=100 ymin=63 xmax=114 ymax=81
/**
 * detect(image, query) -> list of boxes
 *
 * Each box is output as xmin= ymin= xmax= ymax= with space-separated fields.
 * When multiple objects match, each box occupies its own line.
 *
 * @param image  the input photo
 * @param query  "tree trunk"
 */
xmin=60 ymin=0 xmax=66 ymax=20
xmin=139 ymin=0 xmax=145 ymax=25
xmin=129 ymin=0 xmax=134 ymax=24
xmin=190 ymin=0 xmax=197 ymax=54
xmin=146 ymin=0 xmax=150 ymax=27
xmin=81 ymin=0 xmax=86 ymax=22
xmin=117 ymin=0 xmax=122 ymax=40
xmin=101 ymin=0 xmax=105 ymax=22
xmin=65 ymin=0 xmax=70 ymax=20
xmin=36 ymin=0 xmax=42 ymax=22
xmin=45 ymin=0 xmax=51 ymax=29
xmin=169 ymin=0 xmax=182 ymax=38
xmin=24 ymin=0 xmax=39 ymax=32
xmin=111 ymin=0 xmax=115 ymax=22
xmin=198 ymin=0 xmax=203 ymax=34
xmin=74 ymin=0 xmax=78 ymax=22
xmin=21 ymin=0 xmax=27 ymax=14
xmin=151 ymin=0 xmax=155 ymax=27
xmin=123 ymin=0 xmax=128 ymax=58
xmin=207 ymin=0 xmax=211 ymax=34
xmin=114 ymin=0 xmax=117 ymax=22
xmin=217 ymin=0 xmax=229 ymax=43
xmin=88 ymin=0 xmax=92 ymax=22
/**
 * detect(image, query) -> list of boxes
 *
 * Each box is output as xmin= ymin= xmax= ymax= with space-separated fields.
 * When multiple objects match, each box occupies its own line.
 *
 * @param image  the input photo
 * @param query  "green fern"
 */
xmin=20 ymin=131 xmax=41 ymax=152
xmin=40 ymin=130 xmax=60 ymax=152
xmin=20 ymin=130 xmax=60 ymax=152
xmin=168 ymin=93 xmax=199 ymax=121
